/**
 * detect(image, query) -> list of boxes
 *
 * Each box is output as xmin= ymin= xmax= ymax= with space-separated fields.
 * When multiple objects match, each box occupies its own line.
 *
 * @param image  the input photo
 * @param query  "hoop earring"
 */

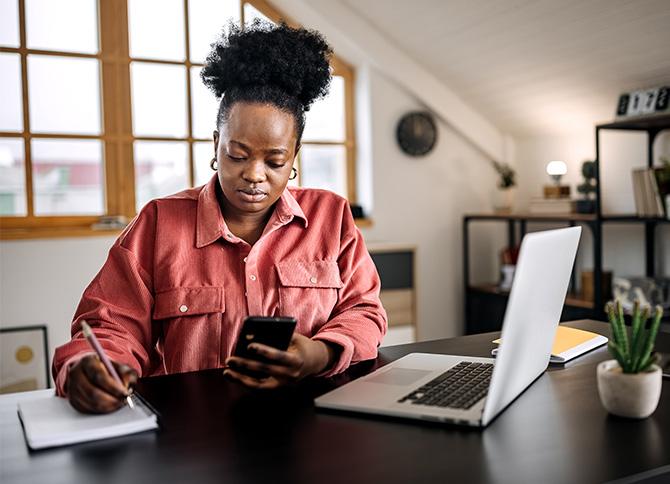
xmin=289 ymin=167 xmax=298 ymax=180
xmin=210 ymin=157 xmax=218 ymax=171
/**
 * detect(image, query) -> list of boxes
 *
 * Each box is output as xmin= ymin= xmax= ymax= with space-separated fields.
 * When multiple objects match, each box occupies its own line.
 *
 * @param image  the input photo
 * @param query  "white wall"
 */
xmin=358 ymin=69 xmax=503 ymax=341
xmin=515 ymin=131 xmax=670 ymax=290
xmin=0 ymin=236 xmax=117 ymax=384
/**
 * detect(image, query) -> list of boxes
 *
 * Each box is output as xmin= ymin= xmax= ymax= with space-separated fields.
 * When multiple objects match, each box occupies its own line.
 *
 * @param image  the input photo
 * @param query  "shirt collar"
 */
xmin=196 ymin=175 xmax=308 ymax=248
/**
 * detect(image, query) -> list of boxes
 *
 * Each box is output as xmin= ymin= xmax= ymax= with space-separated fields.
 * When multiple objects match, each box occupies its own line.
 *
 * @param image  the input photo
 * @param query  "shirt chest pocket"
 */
xmin=152 ymin=286 xmax=225 ymax=372
xmin=153 ymin=286 xmax=225 ymax=320
xmin=276 ymin=261 xmax=343 ymax=332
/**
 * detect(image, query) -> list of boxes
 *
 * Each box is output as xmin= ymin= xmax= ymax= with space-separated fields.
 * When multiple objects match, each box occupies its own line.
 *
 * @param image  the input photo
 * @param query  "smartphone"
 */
xmin=232 ymin=316 xmax=297 ymax=376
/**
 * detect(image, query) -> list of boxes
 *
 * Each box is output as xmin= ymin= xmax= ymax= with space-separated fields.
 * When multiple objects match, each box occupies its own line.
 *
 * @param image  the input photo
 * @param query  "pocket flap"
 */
xmin=153 ymin=286 xmax=224 ymax=320
xmin=276 ymin=260 xmax=343 ymax=289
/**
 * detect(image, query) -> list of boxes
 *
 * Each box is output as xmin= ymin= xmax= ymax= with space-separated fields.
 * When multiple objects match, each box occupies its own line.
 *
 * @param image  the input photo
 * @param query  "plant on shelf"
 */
xmin=492 ymin=161 xmax=516 ymax=189
xmin=491 ymin=161 xmax=516 ymax=213
xmin=597 ymin=300 xmax=663 ymax=419
xmin=576 ymin=160 xmax=597 ymax=213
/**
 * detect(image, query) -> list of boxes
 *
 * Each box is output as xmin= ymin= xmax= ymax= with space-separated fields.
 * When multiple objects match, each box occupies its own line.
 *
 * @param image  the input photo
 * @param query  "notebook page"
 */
xmin=18 ymin=394 xmax=157 ymax=449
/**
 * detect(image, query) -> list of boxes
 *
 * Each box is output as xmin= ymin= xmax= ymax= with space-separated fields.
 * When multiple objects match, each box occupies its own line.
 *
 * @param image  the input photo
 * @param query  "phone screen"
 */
xmin=233 ymin=316 xmax=296 ymax=361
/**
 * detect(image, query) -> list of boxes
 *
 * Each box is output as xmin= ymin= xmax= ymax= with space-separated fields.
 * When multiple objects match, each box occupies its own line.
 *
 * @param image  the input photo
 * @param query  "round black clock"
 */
xmin=396 ymin=111 xmax=437 ymax=156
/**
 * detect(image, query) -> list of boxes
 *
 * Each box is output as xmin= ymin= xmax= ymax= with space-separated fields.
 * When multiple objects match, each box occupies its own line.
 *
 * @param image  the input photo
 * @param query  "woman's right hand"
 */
xmin=66 ymin=355 xmax=138 ymax=414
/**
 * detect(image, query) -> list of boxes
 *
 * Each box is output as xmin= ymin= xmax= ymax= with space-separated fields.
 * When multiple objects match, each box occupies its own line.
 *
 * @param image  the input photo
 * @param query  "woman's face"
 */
xmin=213 ymin=102 xmax=299 ymax=219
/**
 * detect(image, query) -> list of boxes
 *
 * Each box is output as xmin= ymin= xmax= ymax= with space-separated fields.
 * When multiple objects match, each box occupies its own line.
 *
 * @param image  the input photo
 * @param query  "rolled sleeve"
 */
xmin=311 ymin=203 xmax=387 ymax=377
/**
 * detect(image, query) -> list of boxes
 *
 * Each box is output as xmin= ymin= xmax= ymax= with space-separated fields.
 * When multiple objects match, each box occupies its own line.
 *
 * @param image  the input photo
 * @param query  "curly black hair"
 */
xmin=201 ymin=20 xmax=333 ymax=143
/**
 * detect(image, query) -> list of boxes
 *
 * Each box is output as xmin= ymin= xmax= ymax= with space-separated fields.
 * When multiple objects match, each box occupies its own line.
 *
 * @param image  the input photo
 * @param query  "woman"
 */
xmin=53 ymin=21 xmax=387 ymax=413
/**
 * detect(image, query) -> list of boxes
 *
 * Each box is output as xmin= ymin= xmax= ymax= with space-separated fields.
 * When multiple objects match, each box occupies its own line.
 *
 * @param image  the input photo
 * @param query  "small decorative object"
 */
xmin=616 ymin=86 xmax=669 ymax=118
xmin=580 ymin=270 xmax=613 ymax=303
xmin=396 ymin=111 xmax=437 ymax=156
xmin=657 ymin=156 xmax=670 ymax=217
xmin=491 ymin=161 xmax=516 ymax=213
xmin=576 ymin=160 xmax=597 ymax=213
xmin=543 ymin=160 xmax=570 ymax=199
xmin=499 ymin=246 xmax=519 ymax=291
xmin=613 ymin=276 xmax=670 ymax=311
xmin=0 ymin=326 xmax=50 ymax=394
xmin=597 ymin=301 xmax=663 ymax=419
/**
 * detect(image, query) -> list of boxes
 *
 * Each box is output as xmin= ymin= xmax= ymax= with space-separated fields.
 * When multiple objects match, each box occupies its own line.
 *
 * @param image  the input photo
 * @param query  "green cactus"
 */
xmin=605 ymin=300 xmax=662 ymax=373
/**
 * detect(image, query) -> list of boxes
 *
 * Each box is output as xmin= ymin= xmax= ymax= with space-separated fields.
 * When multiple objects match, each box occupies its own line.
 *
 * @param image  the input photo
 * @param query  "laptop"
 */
xmin=315 ymin=226 xmax=582 ymax=427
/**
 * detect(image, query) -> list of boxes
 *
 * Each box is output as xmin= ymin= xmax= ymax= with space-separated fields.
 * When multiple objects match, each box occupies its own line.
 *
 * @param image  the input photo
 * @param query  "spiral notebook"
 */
xmin=17 ymin=393 xmax=158 ymax=450
xmin=492 ymin=326 xmax=608 ymax=363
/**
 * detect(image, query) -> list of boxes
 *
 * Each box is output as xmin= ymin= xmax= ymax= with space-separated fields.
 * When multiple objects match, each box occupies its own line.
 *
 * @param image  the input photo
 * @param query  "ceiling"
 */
xmin=338 ymin=0 xmax=670 ymax=137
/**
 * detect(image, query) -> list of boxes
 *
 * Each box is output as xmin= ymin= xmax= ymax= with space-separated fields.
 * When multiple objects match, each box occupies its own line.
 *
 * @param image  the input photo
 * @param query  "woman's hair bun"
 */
xmin=201 ymin=20 xmax=333 ymax=110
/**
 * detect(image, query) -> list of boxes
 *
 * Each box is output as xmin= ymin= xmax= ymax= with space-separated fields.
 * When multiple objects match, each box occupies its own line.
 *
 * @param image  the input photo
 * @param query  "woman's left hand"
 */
xmin=224 ymin=333 xmax=337 ymax=389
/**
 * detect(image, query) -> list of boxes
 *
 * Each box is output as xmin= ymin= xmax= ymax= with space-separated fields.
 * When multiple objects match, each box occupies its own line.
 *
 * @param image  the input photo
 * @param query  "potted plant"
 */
xmin=597 ymin=300 xmax=663 ymax=418
xmin=576 ymin=160 xmax=597 ymax=213
xmin=491 ymin=161 xmax=516 ymax=213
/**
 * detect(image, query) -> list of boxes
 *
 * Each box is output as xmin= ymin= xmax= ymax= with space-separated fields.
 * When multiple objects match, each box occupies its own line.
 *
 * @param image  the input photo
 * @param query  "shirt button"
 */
xmin=250 ymin=275 xmax=256 ymax=281
xmin=179 ymin=305 xmax=188 ymax=313
xmin=310 ymin=276 xmax=317 ymax=284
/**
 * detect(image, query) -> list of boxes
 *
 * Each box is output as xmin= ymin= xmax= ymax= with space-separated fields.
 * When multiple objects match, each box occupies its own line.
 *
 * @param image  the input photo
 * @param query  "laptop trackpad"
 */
xmin=366 ymin=368 xmax=432 ymax=386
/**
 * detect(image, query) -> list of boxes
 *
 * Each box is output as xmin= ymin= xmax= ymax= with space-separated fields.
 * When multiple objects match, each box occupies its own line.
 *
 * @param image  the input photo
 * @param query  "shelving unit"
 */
xmin=464 ymin=114 xmax=670 ymax=335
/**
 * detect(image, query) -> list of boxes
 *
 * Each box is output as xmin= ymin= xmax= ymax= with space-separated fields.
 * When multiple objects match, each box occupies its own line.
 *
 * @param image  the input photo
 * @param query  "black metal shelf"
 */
xmin=463 ymin=115 xmax=670 ymax=335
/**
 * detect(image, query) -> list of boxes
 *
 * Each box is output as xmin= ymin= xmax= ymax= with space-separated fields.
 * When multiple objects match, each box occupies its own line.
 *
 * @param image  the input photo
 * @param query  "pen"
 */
xmin=80 ymin=320 xmax=135 ymax=409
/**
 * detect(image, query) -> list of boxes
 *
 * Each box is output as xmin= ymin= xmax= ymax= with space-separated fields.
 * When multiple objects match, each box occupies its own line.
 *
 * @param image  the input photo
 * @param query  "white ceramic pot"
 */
xmin=493 ymin=187 xmax=516 ymax=213
xmin=597 ymin=360 xmax=662 ymax=419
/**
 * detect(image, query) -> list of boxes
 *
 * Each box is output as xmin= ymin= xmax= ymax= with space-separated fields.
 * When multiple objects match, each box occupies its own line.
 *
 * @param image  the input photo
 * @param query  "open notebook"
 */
xmin=492 ymin=326 xmax=608 ymax=363
xmin=18 ymin=393 xmax=158 ymax=450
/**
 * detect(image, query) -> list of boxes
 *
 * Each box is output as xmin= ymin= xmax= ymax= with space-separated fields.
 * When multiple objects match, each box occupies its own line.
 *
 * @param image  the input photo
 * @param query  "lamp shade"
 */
xmin=546 ymin=160 xmax=567 ymax=176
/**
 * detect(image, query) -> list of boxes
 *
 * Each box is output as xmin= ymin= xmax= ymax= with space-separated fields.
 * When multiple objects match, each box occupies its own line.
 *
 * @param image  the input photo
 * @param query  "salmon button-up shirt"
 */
xmin=52 ymin=175 xmax=387 ymax=395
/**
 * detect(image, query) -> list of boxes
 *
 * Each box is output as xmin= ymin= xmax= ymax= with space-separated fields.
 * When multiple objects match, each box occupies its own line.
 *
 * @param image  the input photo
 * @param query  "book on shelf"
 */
xmin=529 ymin=197 xmax=575 ymax=214
xmin=632 ymin=167 xmax=669 ymax=217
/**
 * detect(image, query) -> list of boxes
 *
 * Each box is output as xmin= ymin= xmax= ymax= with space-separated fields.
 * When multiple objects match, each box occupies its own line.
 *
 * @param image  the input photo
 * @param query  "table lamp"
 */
xmin=544 ymin=160 xmax=570 ymax=198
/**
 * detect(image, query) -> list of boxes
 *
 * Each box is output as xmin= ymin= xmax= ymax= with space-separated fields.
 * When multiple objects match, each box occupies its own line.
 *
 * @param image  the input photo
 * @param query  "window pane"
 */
xmin=26 ymin=0 xmax=98 ymax=54
xmin=134 ymin=141 xmax=189 ymax=211
xmin=0 ymin=53 xmax=23 ymax=131
xmin=131 ymin=62 xmax=187 ymax=138
xmin=28 ymin=55 xmax=101 ymax=134
xmin=188 ymin=0 xmax=240 ymax=63
xmin=128 ymin=0 xmax=185 ymax=61
xmin=0 ymin=0 xmax=20 ymax=47
xmin=0 ymin=139 xmax=27 ymax=216
xmin=243 ymin=3 xmax=273 ymax=24
xmin=190 ymin=66 xmax=218 ymax=139
xmin=193 ymin=141 xmax=215 ymax=187
xmin=32 ymin=139 xmax=105 ymax=215
xmin=299 ymin=145 xmax=347 ymax=198
xmin=303 ymin=76 xmax=345 ymax=142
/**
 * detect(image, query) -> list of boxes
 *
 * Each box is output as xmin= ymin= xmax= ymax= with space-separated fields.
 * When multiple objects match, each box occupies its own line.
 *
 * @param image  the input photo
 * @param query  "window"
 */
xmin=0 ymin=0 xmax=357 ymax=239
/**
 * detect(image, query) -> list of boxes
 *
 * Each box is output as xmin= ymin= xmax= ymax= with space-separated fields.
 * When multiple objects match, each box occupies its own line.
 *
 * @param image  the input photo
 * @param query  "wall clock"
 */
xmin=396 ymin=111 xmax=437 ymax=156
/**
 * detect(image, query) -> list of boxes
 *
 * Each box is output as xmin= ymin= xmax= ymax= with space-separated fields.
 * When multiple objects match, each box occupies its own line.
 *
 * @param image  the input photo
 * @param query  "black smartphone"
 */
xmin=232 ymin=316 xmax=296 ymax=376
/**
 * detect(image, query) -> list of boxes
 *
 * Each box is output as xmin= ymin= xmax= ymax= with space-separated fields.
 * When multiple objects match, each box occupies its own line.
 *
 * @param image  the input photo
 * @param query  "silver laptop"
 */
xmin=315 ymin=226 xmax=582 ymax=427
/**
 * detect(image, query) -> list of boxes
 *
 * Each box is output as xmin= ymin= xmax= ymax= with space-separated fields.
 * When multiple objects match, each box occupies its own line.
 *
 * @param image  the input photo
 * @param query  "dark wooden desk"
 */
xmin=3 ymin=320 xmax=669 ymax=484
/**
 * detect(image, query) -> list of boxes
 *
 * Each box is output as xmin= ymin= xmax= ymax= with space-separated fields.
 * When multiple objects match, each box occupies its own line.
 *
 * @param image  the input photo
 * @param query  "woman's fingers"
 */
xmin=81 ymin=356 xmax=129 ymax=399
xmin=67 ymin=355 xmax=132 ymax=413
xmin=247 ymin=343 xmax=303 ymax=368
xmin=223 ymin=368 xmax=280 ymax=389
xmin=227 ymin=356 xmax=300 ymax=380
xmin=70 ymin=372 xmax=125 ymax=413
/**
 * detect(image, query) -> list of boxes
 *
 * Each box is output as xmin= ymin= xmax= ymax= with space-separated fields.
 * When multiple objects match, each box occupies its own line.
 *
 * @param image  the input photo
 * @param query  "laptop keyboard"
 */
xmin=397 ymin=361 xmax=493 ymax=410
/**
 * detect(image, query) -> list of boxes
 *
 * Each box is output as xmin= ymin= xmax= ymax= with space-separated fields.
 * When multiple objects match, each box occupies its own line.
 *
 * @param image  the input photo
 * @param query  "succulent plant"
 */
xmin=606 ymin=300 xmax=662 ymax=373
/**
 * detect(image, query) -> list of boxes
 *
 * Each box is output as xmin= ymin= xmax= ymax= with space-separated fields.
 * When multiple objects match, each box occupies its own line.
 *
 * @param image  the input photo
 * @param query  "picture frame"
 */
xmin=0 ymin=325 xmax=50 ymax=394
